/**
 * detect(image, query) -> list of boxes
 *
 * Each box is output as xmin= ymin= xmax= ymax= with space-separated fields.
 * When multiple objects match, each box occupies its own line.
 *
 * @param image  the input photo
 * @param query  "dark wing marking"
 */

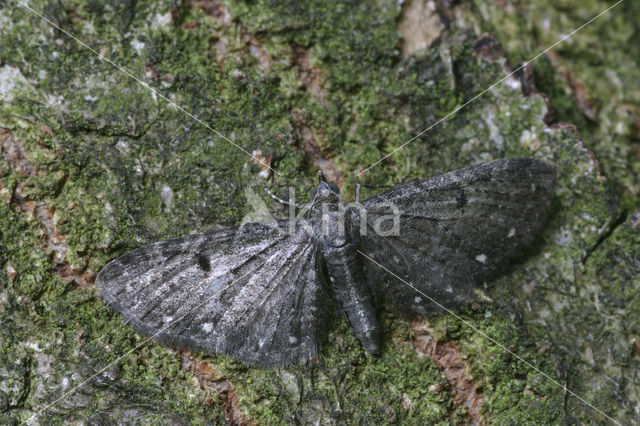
xmin=96 ymin=221 xmax=329 ymax=366
xmin=357 ymin=158 xmax=555 ymax=316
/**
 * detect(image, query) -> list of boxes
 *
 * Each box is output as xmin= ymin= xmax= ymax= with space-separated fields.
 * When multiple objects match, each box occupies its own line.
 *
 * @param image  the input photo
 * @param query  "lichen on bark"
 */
xmin=1 ymin=0 xmax=638 ymax=424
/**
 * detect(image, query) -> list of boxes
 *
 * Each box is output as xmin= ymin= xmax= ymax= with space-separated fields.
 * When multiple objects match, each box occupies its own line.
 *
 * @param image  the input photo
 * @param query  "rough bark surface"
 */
xmin=1 ymin=0 xmax=638 ymax=424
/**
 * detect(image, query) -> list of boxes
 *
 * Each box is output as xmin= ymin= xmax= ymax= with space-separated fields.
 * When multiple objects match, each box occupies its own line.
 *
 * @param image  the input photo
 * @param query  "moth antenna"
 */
xmin=353 ymin=175 xmax=409 ymax=192
xmin=358 ymin=182 xmax=393 ymax=190
xmin=263 ymin=187 xmax=307 ymax=209
xmin=356 ymin=183 xmax=361 ymax=203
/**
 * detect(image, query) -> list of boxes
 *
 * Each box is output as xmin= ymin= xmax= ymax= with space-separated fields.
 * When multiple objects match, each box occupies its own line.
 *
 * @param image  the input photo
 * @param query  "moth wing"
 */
xmin=96 ymin=221 xmax=329 ymax=366
xmin=357 ymin=158 xmax=555 ymax=315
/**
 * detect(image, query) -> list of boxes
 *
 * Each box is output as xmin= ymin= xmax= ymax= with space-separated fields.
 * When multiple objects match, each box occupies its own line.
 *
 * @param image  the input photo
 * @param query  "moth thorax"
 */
xmin=318 ymin=205 xmax=349 ymax=248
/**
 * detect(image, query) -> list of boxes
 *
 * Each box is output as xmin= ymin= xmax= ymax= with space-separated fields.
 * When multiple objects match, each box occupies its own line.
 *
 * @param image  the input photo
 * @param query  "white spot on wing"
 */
xmin=507 ymin=228 xmax=516 ymax=238
xmin=414 ymin=296 xmax=422 ymax=303
xmin=475 ymin=254 xmax=487 ymax=264
xmin=202 ymin=323 xmax=213 ymax=333
xmin=289 ymin=336 xmax=298 ymax=344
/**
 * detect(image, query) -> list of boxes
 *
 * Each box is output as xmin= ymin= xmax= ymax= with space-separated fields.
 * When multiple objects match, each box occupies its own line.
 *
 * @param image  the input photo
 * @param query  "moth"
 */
xmin=96 ymin=158 xmax=555 ymax=365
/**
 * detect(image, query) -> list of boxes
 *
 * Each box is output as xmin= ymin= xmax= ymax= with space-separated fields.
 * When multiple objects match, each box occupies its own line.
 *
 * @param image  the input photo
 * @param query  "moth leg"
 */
xmin=353 ymin=175 xmax=410 ymax=193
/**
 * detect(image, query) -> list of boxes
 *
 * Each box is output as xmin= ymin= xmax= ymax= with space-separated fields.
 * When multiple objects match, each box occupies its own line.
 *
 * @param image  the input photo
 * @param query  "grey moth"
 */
xmin=96 ymin=158 xmax=555 ymax=365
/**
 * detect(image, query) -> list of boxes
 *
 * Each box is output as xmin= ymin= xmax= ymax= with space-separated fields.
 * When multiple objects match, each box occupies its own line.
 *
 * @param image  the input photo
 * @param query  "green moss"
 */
xmin=464 ymin=0 xmax=640 ymax=206
xmin=224 ymin=314 xmax=452 ymax=424
xmin=1 ymin=0 xmax=638 ymax=423
xmin=437 ymin=311 xmax=566 ymax=423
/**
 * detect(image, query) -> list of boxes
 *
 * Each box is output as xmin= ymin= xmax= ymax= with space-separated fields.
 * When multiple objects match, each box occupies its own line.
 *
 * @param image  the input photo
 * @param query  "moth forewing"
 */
xmin=357 ymin=158 xmax=555 ymax=317
xmin=370 ymin=202 xmax=401 ymax=237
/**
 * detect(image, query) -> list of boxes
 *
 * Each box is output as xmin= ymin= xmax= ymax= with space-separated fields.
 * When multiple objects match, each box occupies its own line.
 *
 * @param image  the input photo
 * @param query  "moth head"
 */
xmin=316 ymin=181 xmax=339 ymax=195
xmin=311 ymin=170 xmax=340 ymax=199
xmin=311 ymin=181 xmax=340 ymax=208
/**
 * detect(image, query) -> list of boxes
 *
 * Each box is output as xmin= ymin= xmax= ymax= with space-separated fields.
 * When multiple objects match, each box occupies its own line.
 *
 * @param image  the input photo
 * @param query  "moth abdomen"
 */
xmin=322 ymin=243 xmax=380 ymax=355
